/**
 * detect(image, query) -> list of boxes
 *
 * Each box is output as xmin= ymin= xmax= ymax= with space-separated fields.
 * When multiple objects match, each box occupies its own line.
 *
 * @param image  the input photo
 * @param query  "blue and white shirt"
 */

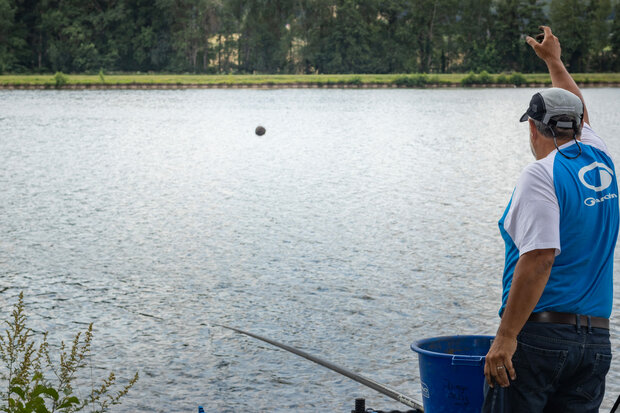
xmin=499 ymin=123 xmax=619 ymax=318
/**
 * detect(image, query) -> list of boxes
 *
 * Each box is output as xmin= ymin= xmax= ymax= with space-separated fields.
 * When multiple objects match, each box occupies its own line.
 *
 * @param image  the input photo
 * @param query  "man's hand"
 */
xmin=484 ymin=333 xmax=517 ymax=388
xmin=525 ymin=26 xmax=562 ymax=64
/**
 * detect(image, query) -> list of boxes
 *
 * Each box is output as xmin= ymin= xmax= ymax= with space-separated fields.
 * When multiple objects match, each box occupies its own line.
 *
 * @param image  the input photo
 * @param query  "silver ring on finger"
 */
xmin=496 ymin=366 xmax=505 ymax=370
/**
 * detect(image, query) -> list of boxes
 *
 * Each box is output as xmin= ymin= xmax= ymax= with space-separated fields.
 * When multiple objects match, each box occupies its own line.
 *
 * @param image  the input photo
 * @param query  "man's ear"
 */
xmin=528 ymin=118 xmax=537 ymax=139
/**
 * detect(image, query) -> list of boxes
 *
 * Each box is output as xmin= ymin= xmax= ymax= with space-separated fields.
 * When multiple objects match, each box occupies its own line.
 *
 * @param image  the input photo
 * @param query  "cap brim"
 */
xmin=519 ymin=112 xmax=529 ymax=122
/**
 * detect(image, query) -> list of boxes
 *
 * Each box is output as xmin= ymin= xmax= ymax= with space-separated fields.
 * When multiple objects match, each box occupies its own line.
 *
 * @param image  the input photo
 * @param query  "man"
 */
xmin=483 ymin=26 xmax=619 ymax=412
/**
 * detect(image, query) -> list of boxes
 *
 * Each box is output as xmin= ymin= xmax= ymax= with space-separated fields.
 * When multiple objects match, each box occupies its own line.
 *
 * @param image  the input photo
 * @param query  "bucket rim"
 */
xmin=410 ymin=334 xmax=495 ymax=359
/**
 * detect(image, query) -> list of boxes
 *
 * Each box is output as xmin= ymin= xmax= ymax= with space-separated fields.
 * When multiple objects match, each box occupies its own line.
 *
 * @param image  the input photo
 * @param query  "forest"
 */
xmin=0 ymin=0 xmax=619 ymax=75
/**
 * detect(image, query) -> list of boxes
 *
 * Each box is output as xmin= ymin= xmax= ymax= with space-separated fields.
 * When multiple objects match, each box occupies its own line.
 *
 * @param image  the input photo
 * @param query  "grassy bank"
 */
xmin=1 ymin=73 xmax=620 ymax=88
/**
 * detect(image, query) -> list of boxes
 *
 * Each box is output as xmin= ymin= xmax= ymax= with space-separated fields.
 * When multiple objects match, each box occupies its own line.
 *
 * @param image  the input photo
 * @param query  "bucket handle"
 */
xmin=451 ymin=355 xmax=484 ymax=366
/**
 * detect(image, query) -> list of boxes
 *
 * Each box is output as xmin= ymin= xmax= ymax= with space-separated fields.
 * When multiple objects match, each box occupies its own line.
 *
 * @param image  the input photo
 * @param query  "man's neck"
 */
xmin=535 ymin=137 xmax=574 ymax=160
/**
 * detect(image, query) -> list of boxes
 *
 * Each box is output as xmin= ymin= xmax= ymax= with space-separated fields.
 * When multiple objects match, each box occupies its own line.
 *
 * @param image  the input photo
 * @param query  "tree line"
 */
xmin=1 ymin=0 xmax=619 ymax=74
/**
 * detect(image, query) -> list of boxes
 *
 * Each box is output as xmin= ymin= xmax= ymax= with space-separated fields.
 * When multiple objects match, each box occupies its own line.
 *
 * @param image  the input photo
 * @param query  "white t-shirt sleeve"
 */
xmin=503 ymin=161 xmax=561 ymax=256
xmin=581 ymin=122 xmax=609 ymax=154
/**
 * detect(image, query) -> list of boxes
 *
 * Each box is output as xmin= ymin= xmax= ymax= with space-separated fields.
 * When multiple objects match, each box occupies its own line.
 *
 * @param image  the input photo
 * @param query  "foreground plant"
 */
xmin=0 ymin=293 xmax=138 ymax=412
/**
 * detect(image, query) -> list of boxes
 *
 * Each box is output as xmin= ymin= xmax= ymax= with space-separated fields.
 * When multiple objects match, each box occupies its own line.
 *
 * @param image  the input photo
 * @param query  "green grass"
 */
xmin=0 ymin=73 xmax=460 ymax=85
xmin=2 ymin=73 xmax=620 ymax=86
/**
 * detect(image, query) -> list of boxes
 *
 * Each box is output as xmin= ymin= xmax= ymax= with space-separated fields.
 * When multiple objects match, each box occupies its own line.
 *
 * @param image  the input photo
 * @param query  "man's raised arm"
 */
xmin=525 ymin=25 xmax=590 ymax=125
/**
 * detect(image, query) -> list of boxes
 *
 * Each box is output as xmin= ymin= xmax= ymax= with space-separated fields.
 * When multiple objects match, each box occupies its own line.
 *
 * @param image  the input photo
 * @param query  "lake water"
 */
xmin=1 ymin=88 xmax=619 ymax=412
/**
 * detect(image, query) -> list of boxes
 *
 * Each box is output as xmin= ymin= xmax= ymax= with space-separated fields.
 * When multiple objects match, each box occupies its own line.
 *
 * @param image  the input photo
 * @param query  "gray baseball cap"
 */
xmin=519 ymin=88 xmax=584 ymax=128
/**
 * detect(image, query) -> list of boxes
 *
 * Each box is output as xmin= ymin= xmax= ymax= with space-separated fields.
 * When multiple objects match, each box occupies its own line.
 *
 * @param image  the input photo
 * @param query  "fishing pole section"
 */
xmin=217 ymin=324 xmax=424 ymax=412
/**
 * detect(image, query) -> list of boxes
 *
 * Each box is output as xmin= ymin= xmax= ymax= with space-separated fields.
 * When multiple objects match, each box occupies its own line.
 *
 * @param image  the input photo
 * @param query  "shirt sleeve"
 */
xmin=581 ymin=123 xmax=609 ymax=154
xmin=503 ymin=161 xmax=561 ymax=256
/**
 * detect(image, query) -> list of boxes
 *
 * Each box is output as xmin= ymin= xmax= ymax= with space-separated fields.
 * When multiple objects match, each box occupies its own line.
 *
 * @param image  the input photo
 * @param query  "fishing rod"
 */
xmin=217 ymin=324 xmax=424 ymax=412
xmin=611 ymin=393 xmax=620 ymax=413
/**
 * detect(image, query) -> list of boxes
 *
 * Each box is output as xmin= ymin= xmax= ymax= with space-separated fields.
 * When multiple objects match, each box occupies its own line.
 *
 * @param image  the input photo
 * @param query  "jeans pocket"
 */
xmin=513 ymin=340 xmax=568 ymax=390
xmin=576 ymin=352 xmax=612 ymax=401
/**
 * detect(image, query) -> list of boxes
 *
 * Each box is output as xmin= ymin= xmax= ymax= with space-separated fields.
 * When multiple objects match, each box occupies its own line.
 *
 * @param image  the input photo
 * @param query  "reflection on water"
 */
xmin=0 ymin=88 xmax=619 ymax=412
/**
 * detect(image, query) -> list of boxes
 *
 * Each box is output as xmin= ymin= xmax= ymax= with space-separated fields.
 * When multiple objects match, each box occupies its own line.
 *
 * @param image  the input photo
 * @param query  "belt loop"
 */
xmin=587 ymin=316 xmax=592 ymax=333
xmin=575 ymin=314 xmax=581 ymax=333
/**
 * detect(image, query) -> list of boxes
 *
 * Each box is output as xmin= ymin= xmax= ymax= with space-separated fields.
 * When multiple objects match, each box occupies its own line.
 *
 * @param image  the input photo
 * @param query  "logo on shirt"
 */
xmin=580 ymin=162 xmax=618 ymax=207
xmin=579 ymin=162 xmax=614 ymax=191
xmin=584 ymin=193 xmax=618 ymax=207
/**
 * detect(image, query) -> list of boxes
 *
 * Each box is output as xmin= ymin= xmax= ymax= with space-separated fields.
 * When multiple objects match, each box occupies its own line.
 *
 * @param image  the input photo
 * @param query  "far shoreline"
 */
xmin=1 ymin=73 xmax=620 ymax=90
xmin=2 ymin=82 xmax=620 ymax=90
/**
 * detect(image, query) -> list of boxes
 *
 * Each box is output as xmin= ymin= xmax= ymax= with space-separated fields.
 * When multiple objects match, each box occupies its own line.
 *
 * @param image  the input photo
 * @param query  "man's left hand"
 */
xmin=484 ymin=334 xmax=517 ymax=388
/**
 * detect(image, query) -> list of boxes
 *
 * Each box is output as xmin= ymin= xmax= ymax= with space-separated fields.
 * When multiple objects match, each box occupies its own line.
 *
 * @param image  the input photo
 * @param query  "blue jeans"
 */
xmin=482 ymin=321 xmax=611 ymax=413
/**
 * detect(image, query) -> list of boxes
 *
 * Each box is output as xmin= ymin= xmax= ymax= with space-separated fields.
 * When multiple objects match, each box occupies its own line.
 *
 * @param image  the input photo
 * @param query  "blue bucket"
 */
xmin=411 ymin=335 xmax=494 ymax=413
